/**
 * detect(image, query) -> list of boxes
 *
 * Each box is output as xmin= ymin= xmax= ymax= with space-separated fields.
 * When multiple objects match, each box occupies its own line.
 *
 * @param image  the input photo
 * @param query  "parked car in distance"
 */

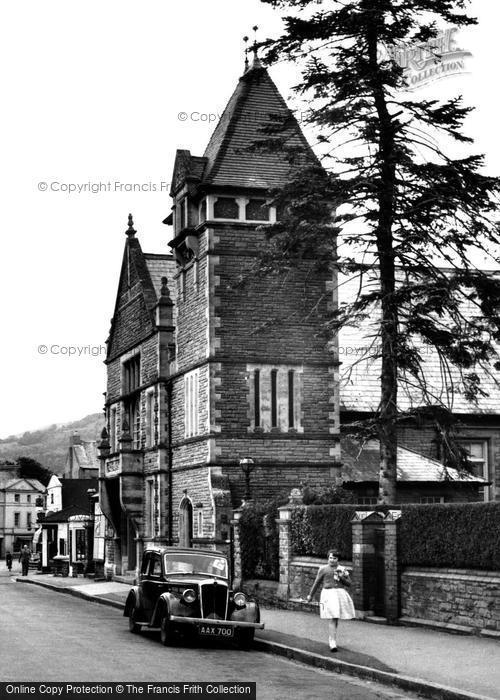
xmin=124 ymin=547 xmax=264 ymax=648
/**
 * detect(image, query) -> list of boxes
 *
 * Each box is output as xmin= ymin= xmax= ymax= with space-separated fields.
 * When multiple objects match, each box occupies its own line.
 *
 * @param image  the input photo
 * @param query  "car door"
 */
xmin=141 ymin=553 xmax=165 ymax=622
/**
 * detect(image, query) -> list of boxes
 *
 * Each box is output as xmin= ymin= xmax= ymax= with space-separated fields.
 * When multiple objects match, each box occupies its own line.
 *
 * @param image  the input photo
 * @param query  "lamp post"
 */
xmin=86 ymin=488 xmax=97 ymax=575
xmin=239 ymin=458 xmax=255 ymax=502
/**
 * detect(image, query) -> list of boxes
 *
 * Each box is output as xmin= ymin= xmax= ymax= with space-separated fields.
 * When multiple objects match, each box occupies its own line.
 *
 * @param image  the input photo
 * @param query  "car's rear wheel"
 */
xmin=238 ymin=628 xmax=255 ymax=650
xmin=128 ymin=608 xmax=141 ymax=634
xmin=160 ymin=613 xmax=174 ymax=646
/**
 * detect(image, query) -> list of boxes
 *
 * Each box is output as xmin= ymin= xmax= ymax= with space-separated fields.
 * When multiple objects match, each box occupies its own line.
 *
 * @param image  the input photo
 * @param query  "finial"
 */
xmin=249 ymin=25 xmax=262 ymax=69
xmin=126 ymin=213 xmax=136 ymax=238
xmin=159 ymin=276 xmax=172 ymax=304
xmin=243 ymin=35 xmax=249 ymax=71
xmin=252 ymin=25 xmax=259 ymax=56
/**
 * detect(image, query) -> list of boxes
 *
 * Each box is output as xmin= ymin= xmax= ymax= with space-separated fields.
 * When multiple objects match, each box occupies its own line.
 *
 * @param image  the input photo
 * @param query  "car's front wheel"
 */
xmin=128 ymin=608 xmax=141 ymax=634
xmin=160 ymin=613 xmax=174 ymax=646
xmin=238 ymin=628 xmax=255 ymax=650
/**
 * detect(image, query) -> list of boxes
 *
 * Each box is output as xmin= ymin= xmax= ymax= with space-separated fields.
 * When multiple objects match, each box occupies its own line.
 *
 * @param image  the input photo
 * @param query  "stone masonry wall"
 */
xmin=171 ymin=466 xmax=214 ymax=545
xmin=401 ymin=567 xmax=500 ymax=632
xmin=288 ymin=557 xmax=353 ymax=600
xmin=174 ymin=237 xmax=208 ymax=373
xmin=221 ymin=461 xmax=337 ymax=504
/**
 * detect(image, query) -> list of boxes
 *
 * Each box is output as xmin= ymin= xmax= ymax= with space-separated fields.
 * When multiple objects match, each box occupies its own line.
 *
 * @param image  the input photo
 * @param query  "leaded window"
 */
xmin=246 ymin=199 xmax=270 ymax=221
xmin=214 ymin=197 xmax=239 ymax=219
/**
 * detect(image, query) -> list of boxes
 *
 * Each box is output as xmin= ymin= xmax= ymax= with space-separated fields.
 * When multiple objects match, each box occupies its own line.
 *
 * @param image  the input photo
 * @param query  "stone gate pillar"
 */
xmin=276 ymin=488 xmax=303 ymax=601
xmin=351 ymin=511 xmax=384 ymax=617
xmin=383 ymin=510 xmax=402 ymax=623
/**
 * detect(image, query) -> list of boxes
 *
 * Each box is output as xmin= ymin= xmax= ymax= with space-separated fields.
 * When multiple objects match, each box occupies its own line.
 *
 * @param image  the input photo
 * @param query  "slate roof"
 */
xmin=144 ymin=254 xmax=177 ymax=300
xmin=339 ymin=272 xmax=500 ymax=415
xmin=60 ymin=478 xmax=98 ymax=510
xmin=201 ymin=60 xmax=317 ymax=190
xmin=341 ymin=438 xmax=485 ymax=483
xmin=71 ymin=442 xmax=98 ymax=473
xmin=44 ymin=504 xmax=88 ymax=523
xmin=169 ymin=59 xmax=317 ymax=195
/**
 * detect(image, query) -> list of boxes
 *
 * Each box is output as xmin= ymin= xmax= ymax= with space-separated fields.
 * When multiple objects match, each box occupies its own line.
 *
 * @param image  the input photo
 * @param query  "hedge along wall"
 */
xmin=239 ymin=500 xmax=280 ymax=581
xmin=400 ymin=502 xmax=500 ymax=570
xmin=290 ymin=505 xmax=374 ymax=559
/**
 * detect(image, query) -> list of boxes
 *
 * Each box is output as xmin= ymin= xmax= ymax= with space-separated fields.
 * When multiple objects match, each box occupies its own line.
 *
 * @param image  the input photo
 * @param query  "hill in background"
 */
xmin=0 ymin=413 xmax=103 ymax=473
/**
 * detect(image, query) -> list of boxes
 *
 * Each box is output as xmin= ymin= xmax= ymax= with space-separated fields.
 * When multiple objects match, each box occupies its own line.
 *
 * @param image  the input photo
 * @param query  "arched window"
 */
xmin=179 ymin=498 xmax=193 ymax=548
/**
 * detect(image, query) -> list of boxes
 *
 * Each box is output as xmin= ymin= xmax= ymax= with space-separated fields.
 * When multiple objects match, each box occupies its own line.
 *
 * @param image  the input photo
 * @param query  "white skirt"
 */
xmin=319 ymin=587 xmax=355 ymax=620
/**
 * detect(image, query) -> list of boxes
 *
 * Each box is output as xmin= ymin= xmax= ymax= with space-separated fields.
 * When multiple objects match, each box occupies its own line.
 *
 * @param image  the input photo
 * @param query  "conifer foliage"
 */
xmin=260 ymin=0 xmax=500 ymax=502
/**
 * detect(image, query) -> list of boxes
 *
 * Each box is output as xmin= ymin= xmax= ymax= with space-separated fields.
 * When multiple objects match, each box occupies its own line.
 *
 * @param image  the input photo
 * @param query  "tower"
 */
xmin=99 ymin=52 xmax=340 ymax=578
xmin=166 ymin=53 xmax=340 ymax=548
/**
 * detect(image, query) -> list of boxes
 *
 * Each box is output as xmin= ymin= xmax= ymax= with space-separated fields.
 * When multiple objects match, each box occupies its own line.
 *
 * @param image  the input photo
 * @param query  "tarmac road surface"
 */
xmin=0 ymin=569 xmax=419 ymax=700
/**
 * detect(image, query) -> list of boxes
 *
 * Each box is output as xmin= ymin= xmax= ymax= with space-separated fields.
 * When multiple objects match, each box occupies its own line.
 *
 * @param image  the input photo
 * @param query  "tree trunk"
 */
xmin=367 ymin=21 xmax=398 ymax=505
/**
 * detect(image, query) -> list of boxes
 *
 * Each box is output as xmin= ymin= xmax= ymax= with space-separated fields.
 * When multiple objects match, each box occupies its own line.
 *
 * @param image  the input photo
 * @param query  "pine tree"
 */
xmin=259 ymin=0 xmax=500 ymax=502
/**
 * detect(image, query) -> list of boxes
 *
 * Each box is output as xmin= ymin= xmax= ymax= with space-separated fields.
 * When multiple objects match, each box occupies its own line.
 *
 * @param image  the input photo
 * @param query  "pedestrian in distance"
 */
xmin=5 ymin=551 xmax=12 ymax=572
xmin=19 ymin=545 xmax=31 ymax=576
xmin=306 ymin=548 xmax=355 ymax=652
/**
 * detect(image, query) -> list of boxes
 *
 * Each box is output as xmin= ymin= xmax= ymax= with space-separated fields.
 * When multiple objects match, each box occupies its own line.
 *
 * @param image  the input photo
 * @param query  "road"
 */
xmin=0 ymin=568 xmax=418 ymax=700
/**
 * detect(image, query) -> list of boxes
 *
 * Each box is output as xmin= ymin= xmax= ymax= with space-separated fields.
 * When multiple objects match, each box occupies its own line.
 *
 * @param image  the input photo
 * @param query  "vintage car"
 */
xmin=124 ymin=547 xmax=264 ymax=648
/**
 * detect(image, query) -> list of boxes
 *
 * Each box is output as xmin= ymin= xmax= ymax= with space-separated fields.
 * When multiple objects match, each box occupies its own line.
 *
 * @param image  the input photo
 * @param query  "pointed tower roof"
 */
xmin=200 ymin=61 xmax=317 ymax=190
xmin=169 ymin=58 xmax=318 ymax=198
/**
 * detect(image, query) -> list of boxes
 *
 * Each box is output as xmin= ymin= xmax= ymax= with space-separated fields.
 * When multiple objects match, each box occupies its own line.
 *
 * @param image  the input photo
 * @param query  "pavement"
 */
xmin=12 ymin=569 xmax=500 ymax=700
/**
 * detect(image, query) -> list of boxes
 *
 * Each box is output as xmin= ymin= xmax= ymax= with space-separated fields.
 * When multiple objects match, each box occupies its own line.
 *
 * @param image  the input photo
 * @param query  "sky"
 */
xmin=0 ymin=0 xmax=499 ymax=439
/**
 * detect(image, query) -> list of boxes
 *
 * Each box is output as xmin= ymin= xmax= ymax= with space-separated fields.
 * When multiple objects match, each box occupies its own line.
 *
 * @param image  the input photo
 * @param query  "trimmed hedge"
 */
xmin=239 ymin=500 xmax=280 ymax=581
xmin=400 ymin=502 xmax=500 ymax=570
xmin=291 ymin=504 xmax=355 ymax=559
xmin=291 ymin=503 xmax=395 ymax=559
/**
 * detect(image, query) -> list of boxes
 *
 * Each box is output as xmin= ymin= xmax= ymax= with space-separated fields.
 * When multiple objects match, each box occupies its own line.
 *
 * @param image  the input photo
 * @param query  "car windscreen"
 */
xmin=163 ymin=553 xmax=228 ymax=578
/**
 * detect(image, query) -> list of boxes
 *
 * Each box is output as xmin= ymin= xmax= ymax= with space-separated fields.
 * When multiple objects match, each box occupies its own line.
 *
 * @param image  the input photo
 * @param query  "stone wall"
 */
xmin=401 ymin=567 xmax=500 ymax=633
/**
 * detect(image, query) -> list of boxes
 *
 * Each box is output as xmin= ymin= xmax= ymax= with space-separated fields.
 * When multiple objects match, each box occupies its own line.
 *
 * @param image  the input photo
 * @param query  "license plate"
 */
xmin=198 ymin=624 xmax=234 ymax=638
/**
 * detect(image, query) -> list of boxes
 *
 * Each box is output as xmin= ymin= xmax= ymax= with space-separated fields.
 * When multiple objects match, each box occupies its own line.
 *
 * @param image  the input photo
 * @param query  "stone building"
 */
xmin=0 ymin=467 xmax=45 ymax=556
xmin=98 ymin=54 xmax=341 ymax=578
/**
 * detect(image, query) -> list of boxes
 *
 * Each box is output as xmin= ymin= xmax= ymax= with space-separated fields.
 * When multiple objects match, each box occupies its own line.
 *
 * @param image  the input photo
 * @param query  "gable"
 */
xmin=3 ymin=478 xmax=45 ymax=492
xmin=171 ymin=150 xmax=207 ymax=195
xmin=107 ymin=233 xmax=160 ymax=361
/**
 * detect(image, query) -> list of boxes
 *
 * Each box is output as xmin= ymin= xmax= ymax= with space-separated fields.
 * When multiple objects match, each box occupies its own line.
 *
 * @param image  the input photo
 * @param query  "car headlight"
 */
xmin=182 ymin=588 xmax=197 ymax=604
xmin=233 ymin=592 xmax=247 ymax=607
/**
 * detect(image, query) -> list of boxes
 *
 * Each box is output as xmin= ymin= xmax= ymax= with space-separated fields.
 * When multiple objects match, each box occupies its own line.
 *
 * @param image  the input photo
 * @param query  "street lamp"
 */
xmin=239 ymin=458 xmax=255 ymax=501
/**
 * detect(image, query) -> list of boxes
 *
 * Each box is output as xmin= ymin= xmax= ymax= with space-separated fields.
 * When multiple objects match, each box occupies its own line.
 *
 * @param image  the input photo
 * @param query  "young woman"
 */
xmin=306 ymin=549 xmax=355 ymax=652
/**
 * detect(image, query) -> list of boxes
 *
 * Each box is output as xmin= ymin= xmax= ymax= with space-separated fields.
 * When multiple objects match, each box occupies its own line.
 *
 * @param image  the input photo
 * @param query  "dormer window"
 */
xmin=214 ymin=197 xmax=239 ymax=219
xmin=246 ymin=199 xmax=270 ymax=221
